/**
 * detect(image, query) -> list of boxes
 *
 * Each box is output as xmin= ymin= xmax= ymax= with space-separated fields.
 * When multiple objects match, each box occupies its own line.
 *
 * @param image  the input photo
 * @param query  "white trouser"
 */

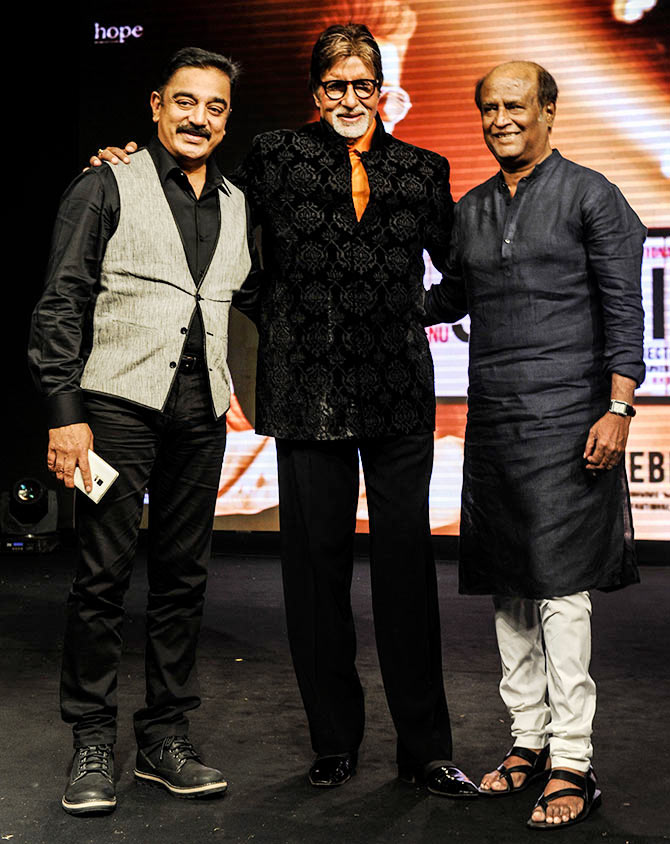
xmin=493 ymin=592 xmax=595 ymax=772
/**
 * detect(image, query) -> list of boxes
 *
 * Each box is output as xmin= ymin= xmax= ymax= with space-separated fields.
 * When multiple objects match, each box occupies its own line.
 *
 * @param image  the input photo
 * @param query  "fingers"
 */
xmin=60 ymin=452 xmax=80 ymax=489
xmin=584 ymin=413 xmax=630 ymax=471
xmin=585 ymin=438 xmax=624 ymax=470
xmin=47 ymin=444 xmax=57 ymax=473
xmin=89 ymin=143 xmax=137 ymax=168
xmin=77 ymin=450 xmax=93 ymax=493
xmin=47 ymin=423 xmax=95 ymax=491
xmin=582 ymin=427 xmax=596 ymax=460
xmin=585 ymin=453 xmax=621 ymax=471
xmin=52 ymin=450 xmax=85 ymax=489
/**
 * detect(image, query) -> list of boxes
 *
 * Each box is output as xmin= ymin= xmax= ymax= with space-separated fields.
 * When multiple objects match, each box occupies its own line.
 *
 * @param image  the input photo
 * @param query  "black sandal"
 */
xmin=527 ymin=767 xmax=601 ymax=830
xmin=480 ymin=745 xmax=550 ymax=797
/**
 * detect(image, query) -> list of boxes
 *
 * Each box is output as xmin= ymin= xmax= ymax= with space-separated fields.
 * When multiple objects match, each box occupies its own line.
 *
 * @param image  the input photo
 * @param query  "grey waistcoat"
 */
xmin=81 ymin=149 xmax=251 ymax=418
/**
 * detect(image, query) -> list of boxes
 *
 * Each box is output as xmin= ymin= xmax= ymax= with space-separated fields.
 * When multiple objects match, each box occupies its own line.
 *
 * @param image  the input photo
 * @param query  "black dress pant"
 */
xmin=60 ymin=370 xmax=226 ymax=748
xmin=276 ymin=433 xmax=452 ymax=768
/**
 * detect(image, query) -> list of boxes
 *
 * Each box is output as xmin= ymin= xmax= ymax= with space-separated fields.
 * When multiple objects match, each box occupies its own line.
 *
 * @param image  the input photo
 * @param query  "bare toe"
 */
xmin=531 ymin=805 xmax=546 ymax=822
xmin=479 ymin=771 xmax=497 ymax=791
xmin=530 ymin=768 xmax=585 ymax=826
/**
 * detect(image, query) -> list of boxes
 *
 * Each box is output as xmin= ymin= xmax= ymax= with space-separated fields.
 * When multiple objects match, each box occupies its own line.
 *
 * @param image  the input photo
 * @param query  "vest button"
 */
xmin=181 ymin=327 xmax=188 ymax=334
xmin=170 ymin=361 xmax=177 ymax=368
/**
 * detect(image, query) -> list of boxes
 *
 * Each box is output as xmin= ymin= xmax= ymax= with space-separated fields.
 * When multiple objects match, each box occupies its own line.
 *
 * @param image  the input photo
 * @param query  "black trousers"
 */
xmin=276 ymin=433 xmax=452 ymax=768
xmin=60 ymin=370 xmax=227 ymax=748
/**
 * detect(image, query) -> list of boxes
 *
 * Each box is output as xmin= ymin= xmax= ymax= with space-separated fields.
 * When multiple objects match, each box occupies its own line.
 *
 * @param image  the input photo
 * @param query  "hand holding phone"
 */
xmin=74 ymin=450 xmax=119 ymax=503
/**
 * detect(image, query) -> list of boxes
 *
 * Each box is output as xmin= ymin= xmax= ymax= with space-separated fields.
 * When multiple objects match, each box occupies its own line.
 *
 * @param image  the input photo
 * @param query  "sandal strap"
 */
xmin=507 ymin=745 xmax=546 ymax=766
xmin=535 ymin=786 xmax=584 ymax=811
xmin=494 ymin=768 xmax=517 ymax=790
xmin=499 ymin=763 xmax=532 ymax=776
xmin=493 ymin=746 xmax=549 ymax=791
xmin=548 ymin=769 xmax=587 ymax=790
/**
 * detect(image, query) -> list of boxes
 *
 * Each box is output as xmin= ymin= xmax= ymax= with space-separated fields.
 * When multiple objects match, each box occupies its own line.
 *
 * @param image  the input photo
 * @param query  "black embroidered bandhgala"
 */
xmin=234 ymin=117 xmax=454 ymax=440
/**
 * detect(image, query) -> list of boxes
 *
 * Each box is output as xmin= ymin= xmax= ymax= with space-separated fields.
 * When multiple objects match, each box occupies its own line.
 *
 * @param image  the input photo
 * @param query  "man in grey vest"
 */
xmin=28 ymin=47 xmax=259 ymax=815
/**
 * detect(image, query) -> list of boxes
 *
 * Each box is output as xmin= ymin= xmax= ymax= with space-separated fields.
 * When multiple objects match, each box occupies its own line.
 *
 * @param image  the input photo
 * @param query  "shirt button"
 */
xmin=170 ymin=361 xmax=177 ymax=368
xmin=504 ymin=238 xmax=511 ymax=244
xmin=181 ymin=327 xmax=188 ymax=334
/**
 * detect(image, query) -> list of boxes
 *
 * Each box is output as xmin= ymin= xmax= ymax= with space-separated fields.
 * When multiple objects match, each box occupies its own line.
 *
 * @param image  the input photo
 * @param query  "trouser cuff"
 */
xmin=550 ymin=755 xmax=591 ymax=773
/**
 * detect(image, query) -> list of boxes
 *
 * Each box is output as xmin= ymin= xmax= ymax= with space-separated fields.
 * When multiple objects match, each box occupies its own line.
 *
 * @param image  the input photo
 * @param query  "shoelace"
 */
xmin=158 ymin=736 xmax=200 ymax=770
xmin=75 ymin=744 xmax=113 ymax=780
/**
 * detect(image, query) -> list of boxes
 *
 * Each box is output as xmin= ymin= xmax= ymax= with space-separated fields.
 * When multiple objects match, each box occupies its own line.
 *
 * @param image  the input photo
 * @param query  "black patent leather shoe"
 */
xmin=134 ymin=736 xmax=227 ymax=798
xmin=62 ymin=744 xmax=117 ymax=815
xmin=308 ymin=753 xmax=357 ymax=787
xmin=399 ymin=762 xmax=480 ymax=798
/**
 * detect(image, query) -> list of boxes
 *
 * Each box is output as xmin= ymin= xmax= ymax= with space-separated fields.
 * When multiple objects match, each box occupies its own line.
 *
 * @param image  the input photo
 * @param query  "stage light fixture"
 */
xmin=0 ymin=477 xmax=59 ymax=553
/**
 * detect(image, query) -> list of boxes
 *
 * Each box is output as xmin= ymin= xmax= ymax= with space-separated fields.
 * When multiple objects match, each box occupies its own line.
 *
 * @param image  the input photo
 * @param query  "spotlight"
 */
xmin=0 ymin=478 xmax=59 ymax=553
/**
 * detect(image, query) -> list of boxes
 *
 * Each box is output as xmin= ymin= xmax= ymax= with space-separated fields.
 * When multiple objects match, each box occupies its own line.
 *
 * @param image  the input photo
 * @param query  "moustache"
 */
xmin=177 ymin=124 xmax=211 ymax=139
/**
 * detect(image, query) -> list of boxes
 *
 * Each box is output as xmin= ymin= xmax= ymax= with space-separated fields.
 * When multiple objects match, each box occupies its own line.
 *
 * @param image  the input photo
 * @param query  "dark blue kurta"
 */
xmin=424 ymin=151 xmax=646 ymax=598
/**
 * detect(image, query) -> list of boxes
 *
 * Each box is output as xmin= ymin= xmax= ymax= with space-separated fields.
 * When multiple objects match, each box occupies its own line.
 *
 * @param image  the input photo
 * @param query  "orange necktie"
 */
xmin=348 ymin=120 xmax=376 ymax=221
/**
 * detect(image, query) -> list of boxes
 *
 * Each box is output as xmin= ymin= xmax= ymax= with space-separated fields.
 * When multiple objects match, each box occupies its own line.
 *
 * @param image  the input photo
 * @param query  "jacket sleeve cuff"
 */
xmin=609 ymin=362 xmax=646 ymax=388
xmin=46 ymin=392 xmax=87 ymax=429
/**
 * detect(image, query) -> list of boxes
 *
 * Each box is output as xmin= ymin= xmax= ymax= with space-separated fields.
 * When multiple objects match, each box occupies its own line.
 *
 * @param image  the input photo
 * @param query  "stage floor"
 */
xmin=0 ymin=550 xmax=666 ymax=844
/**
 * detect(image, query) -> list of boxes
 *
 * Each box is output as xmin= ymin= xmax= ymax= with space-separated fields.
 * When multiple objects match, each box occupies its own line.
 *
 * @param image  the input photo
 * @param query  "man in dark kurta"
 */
xmin=424 ymin=62 xmax=645 ymax=829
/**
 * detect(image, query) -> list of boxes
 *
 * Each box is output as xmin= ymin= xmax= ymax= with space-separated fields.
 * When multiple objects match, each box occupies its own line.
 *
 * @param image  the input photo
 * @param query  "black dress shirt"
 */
xmin=29 ymin=135 xmax=260 ymax=428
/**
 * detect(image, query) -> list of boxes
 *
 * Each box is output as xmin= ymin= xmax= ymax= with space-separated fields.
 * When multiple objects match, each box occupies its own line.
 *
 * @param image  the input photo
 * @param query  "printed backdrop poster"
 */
xmin=82 ymin=0 xmax=669 ymax=537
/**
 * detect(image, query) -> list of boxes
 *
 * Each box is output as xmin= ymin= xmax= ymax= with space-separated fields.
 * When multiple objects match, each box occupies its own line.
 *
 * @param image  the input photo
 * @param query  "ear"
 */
xmin=312 ymin=90 xmax=321 ymax=111
xmin=150 ymin=91 xmax=162 ymax=123
xmin=543 ymin=101 xmax=556 ymax=128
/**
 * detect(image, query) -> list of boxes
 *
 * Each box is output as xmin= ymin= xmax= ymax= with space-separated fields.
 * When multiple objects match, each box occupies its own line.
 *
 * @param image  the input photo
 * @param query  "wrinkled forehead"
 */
xmin=481 ymin=66 xmax=539 ymax=102
xmin=322 ymin=54 xmax=376 ymax=80
xmin=163 ymin=65 xmax=231 ymax=94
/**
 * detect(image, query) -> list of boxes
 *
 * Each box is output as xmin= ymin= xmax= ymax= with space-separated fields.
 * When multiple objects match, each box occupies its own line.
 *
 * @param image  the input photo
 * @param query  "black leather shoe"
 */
xmin=62 ymin=744 xmax=116 ymax=815
xmin=398 ymin=762 xmax=479 ymax=798
xmin=134 ymin=736 xmax=228 ymax=798
xmin=308 ymin=754 xmax=357 ymax=787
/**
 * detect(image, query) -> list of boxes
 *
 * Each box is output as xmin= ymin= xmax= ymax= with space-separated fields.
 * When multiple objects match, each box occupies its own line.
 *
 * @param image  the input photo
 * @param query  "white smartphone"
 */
xmin=74 ymin=450 xmax=119 ymax=504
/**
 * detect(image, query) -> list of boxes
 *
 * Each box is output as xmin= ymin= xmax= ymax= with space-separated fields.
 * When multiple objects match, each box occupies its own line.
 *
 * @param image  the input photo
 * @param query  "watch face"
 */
xmin=609 ymin=400 xmax=634 ymax=417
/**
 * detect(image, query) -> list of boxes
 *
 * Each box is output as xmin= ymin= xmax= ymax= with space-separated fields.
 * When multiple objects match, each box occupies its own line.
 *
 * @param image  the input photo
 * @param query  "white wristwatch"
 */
xmin=608 ymin=399 xmax=636 ymax=417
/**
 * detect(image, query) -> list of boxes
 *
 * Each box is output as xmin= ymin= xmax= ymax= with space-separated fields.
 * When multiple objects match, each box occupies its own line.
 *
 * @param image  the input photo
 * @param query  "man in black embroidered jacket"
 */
xmin=95 ymin=24 xmax=476 ymax=796
xmin=236 ymin=24 xmax=476 ymax=795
